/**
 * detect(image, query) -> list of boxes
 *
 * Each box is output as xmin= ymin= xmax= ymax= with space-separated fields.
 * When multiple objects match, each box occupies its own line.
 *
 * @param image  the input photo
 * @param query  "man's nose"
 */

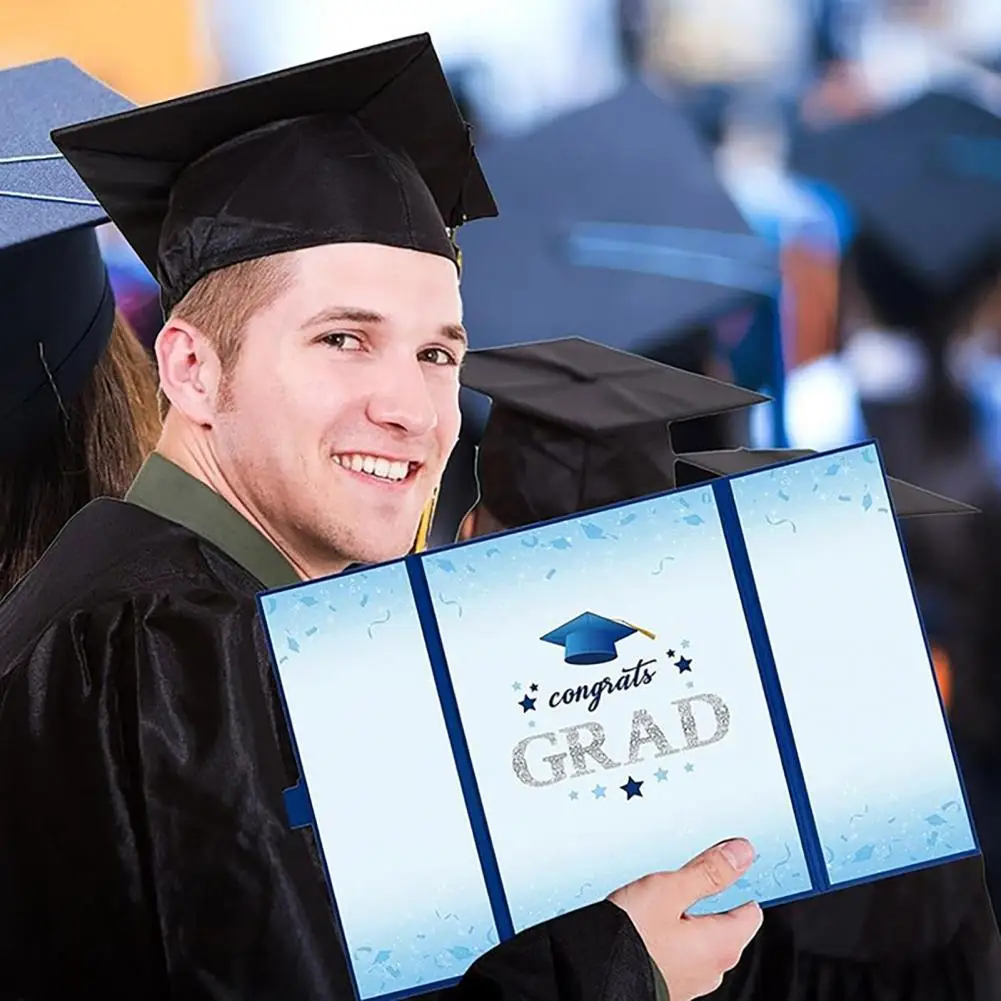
xmin=365 ymin=357 xmax=437 ymax=437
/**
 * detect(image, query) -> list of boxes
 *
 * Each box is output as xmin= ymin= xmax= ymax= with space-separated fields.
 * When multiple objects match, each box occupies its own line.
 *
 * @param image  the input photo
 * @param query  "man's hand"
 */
xmin=608 ymin=839 xmax=763 ymax=1001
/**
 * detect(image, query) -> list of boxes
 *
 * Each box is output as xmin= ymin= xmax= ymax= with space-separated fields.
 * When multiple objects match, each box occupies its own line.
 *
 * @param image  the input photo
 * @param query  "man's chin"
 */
xmin=340 ymin=527 xmax=423 ymax=567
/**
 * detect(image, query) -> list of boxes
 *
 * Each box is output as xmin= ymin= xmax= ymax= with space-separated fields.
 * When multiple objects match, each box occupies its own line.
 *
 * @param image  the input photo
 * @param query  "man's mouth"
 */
xmin=332 ymin=452 xmax=418 ymax=483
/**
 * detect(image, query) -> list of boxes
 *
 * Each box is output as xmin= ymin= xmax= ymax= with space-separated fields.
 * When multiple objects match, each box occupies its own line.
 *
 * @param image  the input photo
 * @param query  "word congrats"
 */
xmin=548 ymin=659 xmax=657 ymax=713
xmin=511 ymin=695 xmax=731 ymax=788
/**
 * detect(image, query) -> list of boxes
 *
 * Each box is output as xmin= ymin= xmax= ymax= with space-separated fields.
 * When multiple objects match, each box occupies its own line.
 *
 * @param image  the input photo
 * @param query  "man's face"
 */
xmin=212 ymin=242 xmax=464 ymax=570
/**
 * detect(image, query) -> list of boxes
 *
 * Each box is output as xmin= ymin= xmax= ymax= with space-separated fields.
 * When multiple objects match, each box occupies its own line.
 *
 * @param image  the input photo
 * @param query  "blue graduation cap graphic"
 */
xmin=541 ymin=612 xmax=655 ymax=666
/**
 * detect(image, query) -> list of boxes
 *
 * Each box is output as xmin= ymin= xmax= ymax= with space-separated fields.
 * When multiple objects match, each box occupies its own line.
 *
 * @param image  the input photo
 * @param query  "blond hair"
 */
xmin=159 ymin=255 xmax=295 ymax=417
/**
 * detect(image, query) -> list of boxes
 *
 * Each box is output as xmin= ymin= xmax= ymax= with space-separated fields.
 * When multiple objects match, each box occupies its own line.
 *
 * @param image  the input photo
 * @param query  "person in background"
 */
xmin=458 ymin=334 xmax=1001 ymax=1001
xmin=788 ymin=97 xmax=1001 ymax=916
xmin=0 ymin=58 xmax=159 ymax=596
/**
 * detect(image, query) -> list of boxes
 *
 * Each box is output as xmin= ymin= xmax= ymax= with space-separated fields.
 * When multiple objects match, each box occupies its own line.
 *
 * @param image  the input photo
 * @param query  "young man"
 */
xmin=0 ymin=36 xmax=763 ymax=1001
xmin=457 ymin=335 xmax=1001 ymax=1001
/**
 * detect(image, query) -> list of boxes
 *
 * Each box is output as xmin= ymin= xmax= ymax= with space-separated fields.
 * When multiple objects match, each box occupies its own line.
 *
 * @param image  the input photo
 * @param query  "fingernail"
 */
xmin=720 ymin=839 xmax=755 ymax=871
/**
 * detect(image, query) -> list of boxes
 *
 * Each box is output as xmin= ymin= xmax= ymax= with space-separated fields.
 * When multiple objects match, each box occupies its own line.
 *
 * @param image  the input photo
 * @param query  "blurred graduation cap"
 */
xmin=541 ymin=612 xmax=654 ymax=666
xmin=456 ymin=79 xmax=780 ymax=362
xmin=675 ymin=447 xmax=979 ymax=517
xmin=789 ymin=91 xmax=1001 ymax=331
xmin=460 ymin=336 xmax=768 ymax=529
xmin=51 ymin=34 xmax=497 ymax=316
xmin=0 ymin=58 xmax=133 ymax=459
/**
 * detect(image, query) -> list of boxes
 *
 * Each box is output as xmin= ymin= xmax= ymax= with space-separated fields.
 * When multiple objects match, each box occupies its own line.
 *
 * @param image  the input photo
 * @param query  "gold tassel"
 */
xmin=414 ymin=486 xmax=440 ymax=553
xmin=614 ymin=619 xmax=657 ymax=641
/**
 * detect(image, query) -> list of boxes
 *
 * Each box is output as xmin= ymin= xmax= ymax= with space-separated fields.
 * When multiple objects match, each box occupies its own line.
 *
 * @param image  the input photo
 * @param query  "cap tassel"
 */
xmin=614 ymin=618 xmax=657 ymax=641
xmin=447 ymin=225 xmax=464 ymax=278
xmin=414 ymin=486 xmax=440 ymax=553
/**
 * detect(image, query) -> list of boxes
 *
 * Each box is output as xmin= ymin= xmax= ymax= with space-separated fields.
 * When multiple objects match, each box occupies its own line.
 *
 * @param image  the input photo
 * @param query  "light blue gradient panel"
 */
xmin=260 ymin=564 xmax=498 ymax=999
xmin=730 ymin=444 xmax=977 ymax=886
xmin=424 ymin=485 xmax=810 ymax=928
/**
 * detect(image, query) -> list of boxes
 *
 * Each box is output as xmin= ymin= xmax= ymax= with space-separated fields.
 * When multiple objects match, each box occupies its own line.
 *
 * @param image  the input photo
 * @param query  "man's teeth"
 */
xmin=334 ymin=454 xmax=411 ymax=481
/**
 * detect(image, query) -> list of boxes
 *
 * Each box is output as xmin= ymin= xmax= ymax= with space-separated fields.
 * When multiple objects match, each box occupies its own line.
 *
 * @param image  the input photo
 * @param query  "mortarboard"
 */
xmin=460 ymin=336 xmax=768 ymax=529
xmin=674 ymin=447 xmax=979 ymax=517
xmin=540 ymin=612 xmax=654 ymax=666
xmin=789 ymin=91 xmax=1001 ymax=314
xmin=455 ymin=79 xmax=779 ymax=358
xmin=0 ymin=58 xmax=133 ymax=459
xmin=50 ymin=34 xmax=497 ymax=316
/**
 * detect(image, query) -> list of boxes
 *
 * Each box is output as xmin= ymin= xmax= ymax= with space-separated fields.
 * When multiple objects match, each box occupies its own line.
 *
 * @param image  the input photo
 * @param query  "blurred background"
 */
xmin=6 ymin=0 xmax=1001 ymax=916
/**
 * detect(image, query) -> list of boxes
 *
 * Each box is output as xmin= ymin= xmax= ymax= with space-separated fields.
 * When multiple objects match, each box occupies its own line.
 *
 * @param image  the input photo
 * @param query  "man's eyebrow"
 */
xmin=443 ymin=324 xmax=468 ymax=347
xmin=302 ymin=306 xmax=468 ymax=347
xmin=300 ymin=306 xmax=385 ymax=329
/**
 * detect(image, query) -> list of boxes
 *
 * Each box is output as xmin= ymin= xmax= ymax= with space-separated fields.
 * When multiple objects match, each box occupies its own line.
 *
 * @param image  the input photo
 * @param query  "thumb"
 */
xmin=672 ymin=839 xmax=756 ymax=912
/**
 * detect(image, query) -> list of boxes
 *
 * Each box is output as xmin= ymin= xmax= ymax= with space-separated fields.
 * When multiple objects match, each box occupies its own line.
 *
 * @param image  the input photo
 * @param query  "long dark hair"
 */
xmin=0 ymin=311 xmax=160 ymax=595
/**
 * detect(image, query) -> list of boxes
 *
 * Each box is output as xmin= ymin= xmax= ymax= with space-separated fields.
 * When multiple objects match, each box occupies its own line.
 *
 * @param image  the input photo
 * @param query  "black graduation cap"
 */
xmin=51 ymin=34 xmax=497 ymax=316
xmin=675 ymin=447 xmax=978 ymax=517
xmin=460 ymin=336 xmax=769 ymax=528
xmin=789 ymin=91 xmax=1001 ymax=313
xmin=456 ymin=79 xmax=779 ymax=359
xmin=0 ymin=58 xmax=132 ymax=459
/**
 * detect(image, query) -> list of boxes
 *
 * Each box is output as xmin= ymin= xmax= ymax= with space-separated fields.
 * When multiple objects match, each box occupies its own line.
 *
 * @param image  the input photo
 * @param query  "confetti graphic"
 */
xmin=366 ymin=610 xmax=391 ymax=639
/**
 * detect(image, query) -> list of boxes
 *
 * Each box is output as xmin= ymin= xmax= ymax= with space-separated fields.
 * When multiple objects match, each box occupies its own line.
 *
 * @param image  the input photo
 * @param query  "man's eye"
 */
xmin=321 ymin=332 xmax=364 ymax=350
xmin=419 ymin=347 xmax=457 ymax=366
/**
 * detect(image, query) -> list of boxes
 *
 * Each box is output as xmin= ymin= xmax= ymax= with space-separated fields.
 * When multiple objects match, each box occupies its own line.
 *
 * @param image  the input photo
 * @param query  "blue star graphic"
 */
xmin=655 ymin=768 xmax=669 ymax=782
xmin=686 ymin=681 xmax=695 ymax=689
xmin=569 ymin=790 xmax=579 ymax=801
xmin=512 ymin=682 xmax=522 ymax=691
xmin=528 ymin=721 xmax=536 ymax=728
xmin=519 ymin=695 xmax=537 ymax=712
xmin=530 ymin=683 xmax=538 ymax=692
xmin=592 ymin=785 xmax=606 ymax=799
xmin=684 ymin=763 xmax=695 ymax=773
xmin=681 ymin=640 xmax=691 ymax=649
xmin=621 ymin=776 xmax=644 ymax=799
xmin=666 ymin=649 xmax=676 ymax=659
xmin=675 ymin=656 xmax=693 ymax=674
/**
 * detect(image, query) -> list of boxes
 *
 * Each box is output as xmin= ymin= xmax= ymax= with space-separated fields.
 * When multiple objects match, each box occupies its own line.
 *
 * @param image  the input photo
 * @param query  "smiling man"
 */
xmin=0 ymin=35 xmax=765 ymax=1001
xmin=153 ymin=242 xmax=468 ymax=579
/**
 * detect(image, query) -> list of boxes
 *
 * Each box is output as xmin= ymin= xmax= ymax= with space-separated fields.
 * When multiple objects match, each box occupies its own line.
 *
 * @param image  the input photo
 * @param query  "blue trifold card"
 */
xmin=257 ymin=441 xmax=978 ymax=1001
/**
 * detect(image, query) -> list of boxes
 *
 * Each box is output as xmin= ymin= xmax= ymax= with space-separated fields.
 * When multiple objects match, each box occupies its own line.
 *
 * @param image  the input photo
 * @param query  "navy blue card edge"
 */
xmin=404 ymin=555 xmax=515 ymax=943
xmin=712 ymin=477 xmax=829 ymax=894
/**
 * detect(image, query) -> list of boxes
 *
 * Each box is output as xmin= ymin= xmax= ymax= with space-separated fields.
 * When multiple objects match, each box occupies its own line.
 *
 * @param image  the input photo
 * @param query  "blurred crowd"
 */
xmin=6 ymin=0 xmax=1001 ymax=923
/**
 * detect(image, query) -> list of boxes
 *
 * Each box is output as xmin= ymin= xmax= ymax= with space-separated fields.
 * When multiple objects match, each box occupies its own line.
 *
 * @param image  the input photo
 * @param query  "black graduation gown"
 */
xmin=0 ymin=498 xmax=656 ymax=1001
xmin=707 ymin=857 xmax=1001 ymax=1000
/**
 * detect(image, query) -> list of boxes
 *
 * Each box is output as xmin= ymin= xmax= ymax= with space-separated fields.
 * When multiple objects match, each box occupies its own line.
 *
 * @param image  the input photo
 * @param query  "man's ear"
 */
xmin=154 ymin=319 xmax=223 ymax=425
xmin=457 ymin=507 xmax=478 ymax=542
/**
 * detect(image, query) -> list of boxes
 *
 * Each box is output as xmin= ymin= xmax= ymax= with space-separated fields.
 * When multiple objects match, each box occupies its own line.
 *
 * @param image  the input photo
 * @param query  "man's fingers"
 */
xmin=686 ymin=902 xmax=764 ymax=971
xmin=673 ymin=839 xmax=756 ymax=910
xmin=707 ymin=900 xmax=764 ymax=937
